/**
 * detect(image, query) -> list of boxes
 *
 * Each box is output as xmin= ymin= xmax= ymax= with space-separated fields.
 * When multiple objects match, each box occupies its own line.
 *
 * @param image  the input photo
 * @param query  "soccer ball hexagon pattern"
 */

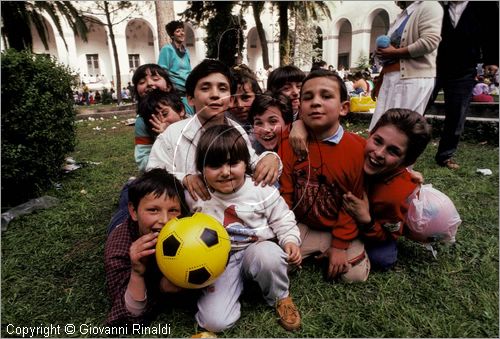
xmin=156 ymin=212 xmax=231 ymax=289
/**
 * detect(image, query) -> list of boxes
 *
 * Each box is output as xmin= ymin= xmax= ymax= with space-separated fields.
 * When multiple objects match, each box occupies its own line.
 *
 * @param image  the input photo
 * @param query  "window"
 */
xmin=86 ymin=54 xmax=100 ymax=76
xmin=129 ymin=54 xmax=140 ymax=70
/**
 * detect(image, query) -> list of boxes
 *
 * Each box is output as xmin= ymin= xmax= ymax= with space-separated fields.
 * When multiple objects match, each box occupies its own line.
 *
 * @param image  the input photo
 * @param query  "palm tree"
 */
xmin=251 ymin=1 xmax=270 ymax=69
xmin=274 ymin=1 xmax=331 ymax=66
xmin=1 ymin=1 xmax=88 ymax=52
xmin=155 ymin=1 xmax=175 ymax=49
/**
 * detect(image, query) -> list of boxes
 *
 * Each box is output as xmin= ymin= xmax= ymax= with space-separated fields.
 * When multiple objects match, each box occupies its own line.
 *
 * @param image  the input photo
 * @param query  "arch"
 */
xmin=336 ymin=18 xmax=352 ymax=69
xmin=184 ymin=22 xmax=198 ymax=66
xmin=125 ymin=18 xmax=156 ymax=73
xmin=75 ymin=16 xmax=112 ymax=89
xmin=246 ymin=27 xmax=263 ymax=71
xmin=368 ymin=9 xmax=390 ymax=52
xmin=31 ymin=15 xmax=58 ymax=58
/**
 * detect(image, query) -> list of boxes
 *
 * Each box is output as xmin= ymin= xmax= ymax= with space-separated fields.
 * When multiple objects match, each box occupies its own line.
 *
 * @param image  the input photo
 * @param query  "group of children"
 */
xmin=105 ymin=58 xmax=452 ymax=334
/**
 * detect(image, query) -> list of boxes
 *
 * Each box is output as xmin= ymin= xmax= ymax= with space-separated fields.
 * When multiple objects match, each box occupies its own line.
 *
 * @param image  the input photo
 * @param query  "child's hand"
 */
xmin=283 ymin=242 xmax=302 ymax=267
xmin=149 ymin=113 xmax=169 ymax=134
xmin=289 ymin=120 xmax=308 ymax=160
xmin=343 ymin=191 xmax=371 ymax=225
xmin=183 ymin=174 xmax=211 ymax=201
xmin=159 ymin=276 xmax=183 ymax=293
xmin=316 ymin=247 xmax=349 ymax=280
xmin=129 ymin=232 xmax=158 ymax=276
xmin=409 ymin=169 xmax=424 ymax=184
xmin=253 ymin=153 xmax=279 ymax=187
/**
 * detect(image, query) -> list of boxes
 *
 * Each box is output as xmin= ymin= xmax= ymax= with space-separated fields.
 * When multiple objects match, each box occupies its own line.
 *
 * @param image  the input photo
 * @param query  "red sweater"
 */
xmin=280 ymin=132 xmax=365 ymax=250
xmin=362 ymin=168 xmax=417 ymax=242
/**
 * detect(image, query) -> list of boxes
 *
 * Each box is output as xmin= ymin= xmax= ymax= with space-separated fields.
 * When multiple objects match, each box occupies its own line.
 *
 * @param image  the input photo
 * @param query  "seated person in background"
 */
xmin=471 ymin=76 xmax=494 ymax=102
xmin=352 ymin=71 xmax=370 ymax=96
xmin=105 ymin=169 xmax=190 ymax=326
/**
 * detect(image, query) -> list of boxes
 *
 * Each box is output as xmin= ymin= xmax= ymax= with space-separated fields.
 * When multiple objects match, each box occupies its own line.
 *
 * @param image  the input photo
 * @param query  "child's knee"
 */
xmin=341 ymin=256 xmax=370 ymax=283
xmin=196 ymin=310 xmax=239 ymax=333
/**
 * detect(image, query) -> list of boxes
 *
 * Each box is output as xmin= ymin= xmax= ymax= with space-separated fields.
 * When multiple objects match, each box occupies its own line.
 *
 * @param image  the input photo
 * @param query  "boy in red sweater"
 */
xmin=342 ymin=108 xmax=432 ymax=270
xmin=280 ymin=69 xmax=370 ymax=282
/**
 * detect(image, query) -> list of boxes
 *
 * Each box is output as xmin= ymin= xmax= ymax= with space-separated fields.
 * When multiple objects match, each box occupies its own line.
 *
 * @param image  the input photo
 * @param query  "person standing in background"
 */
xmin=369 ymin=1 xmax=443 ymax=130
xmin=158 ymin=20 xmax=194 ymax=115
xmin=430 ymin=1 xmax=499 ymax=170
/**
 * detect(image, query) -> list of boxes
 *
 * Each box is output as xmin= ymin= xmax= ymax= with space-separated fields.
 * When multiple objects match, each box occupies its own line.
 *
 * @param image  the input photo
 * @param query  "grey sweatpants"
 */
xmin=195 ymin=241 xmax=289 ymax=332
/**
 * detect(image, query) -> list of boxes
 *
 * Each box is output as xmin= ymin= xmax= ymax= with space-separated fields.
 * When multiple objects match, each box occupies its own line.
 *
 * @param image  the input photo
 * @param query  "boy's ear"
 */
xmin=128 ymin=202 xmax=138 ymax=222
xmin=187 ymin=95 xmax=195 ymax=107
xmin=179 ymin=107 xmax=186 ymax=119
xmin=339 ymin=100 xmax=350 ymax=117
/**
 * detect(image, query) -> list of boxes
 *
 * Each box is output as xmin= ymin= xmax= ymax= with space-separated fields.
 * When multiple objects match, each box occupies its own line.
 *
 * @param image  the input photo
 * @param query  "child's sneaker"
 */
xmin=276 ymin=296 xmax=301 ymax=331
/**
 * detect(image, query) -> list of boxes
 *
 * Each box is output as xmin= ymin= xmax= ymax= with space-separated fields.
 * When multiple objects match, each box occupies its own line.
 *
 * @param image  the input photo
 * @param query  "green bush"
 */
xmin=1 ymin=49 xmax=77 ymax=207
xmin=101 ymin=88 xmax=113 ymax=105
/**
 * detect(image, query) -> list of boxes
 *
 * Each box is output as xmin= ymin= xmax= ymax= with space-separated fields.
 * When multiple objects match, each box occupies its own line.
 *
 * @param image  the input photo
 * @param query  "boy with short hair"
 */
xmin=280 ymin=69 xmax=370 ymax=283
xmin=104 ymin=169 xmax=189 ymax=325
xmin=146 ymin=59 xmax=281 ymax=201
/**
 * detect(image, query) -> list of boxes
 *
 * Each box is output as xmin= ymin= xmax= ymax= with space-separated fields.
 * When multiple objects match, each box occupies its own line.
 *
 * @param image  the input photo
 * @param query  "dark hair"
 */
xmin=165 ymin=20 xmax=184 ymax=38
xmin=371 ymin=108 xmax=432 ymax=166
xmin=137 ymin=89 xmax=184 ymax=134
xmin=131 ymin=63 xmax=175 ymax=98
xmin=310 ymin=60 xmax=327 ymax=72
xmin=301 ymin=69 xmax=349 ymax=102
xmin=249 ymin=91 xmax=293 ymax=125
xmin=185 ymin=59 xmax=235 ymax=98
xmin=232 ymin=66 xmax=262 ymax=95
xmin=195 ymin=125 xmax=251 ymax=176
xmin=128 ymin=168 xmax=188 ymax=216
xmin=266 ymin=65 xmax=305 ymax=93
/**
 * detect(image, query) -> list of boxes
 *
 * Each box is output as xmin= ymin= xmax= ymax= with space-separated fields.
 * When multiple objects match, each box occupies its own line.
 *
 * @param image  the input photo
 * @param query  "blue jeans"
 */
xmin=107 ymin=181 xmax=133 ymax=236
xmin=365 ymin=238 xmax=398 ymax=271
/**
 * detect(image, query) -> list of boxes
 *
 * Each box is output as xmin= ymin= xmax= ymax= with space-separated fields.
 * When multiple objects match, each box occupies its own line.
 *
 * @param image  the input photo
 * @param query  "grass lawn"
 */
xmin=2 ymin=116 xmax=498 ymax=338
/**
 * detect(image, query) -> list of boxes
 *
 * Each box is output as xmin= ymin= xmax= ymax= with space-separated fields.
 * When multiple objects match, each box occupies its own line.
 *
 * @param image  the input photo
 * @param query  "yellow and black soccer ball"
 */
xmin=155 ymin=212 xmax=231 ymax=289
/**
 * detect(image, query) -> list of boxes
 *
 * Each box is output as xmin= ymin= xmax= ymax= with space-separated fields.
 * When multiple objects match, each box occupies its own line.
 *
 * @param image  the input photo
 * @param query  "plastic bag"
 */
xmin=1 ymin=196 xmax=59 ymax=231
xmin=405 ymin=184 xmax=461 ymax=244
xmin=350 ymin=94 xmax=377 ymax=112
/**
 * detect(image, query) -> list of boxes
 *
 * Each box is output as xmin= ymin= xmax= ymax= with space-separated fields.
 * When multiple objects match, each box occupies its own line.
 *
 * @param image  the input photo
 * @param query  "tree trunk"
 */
xmin=251 ymin=2 xmax=270 ymax=69
xmin=278 ymin=2 xmax=290 ymax=66
xmin=155 ymin=1 xmax=175 ymax=49
xmin=104 ymin=1 xmax=122 ymax=104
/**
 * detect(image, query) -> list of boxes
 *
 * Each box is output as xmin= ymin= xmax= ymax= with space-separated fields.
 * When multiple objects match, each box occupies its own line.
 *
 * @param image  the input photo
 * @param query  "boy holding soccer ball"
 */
xmin=104 ymin=168 xmax=189 ymax=325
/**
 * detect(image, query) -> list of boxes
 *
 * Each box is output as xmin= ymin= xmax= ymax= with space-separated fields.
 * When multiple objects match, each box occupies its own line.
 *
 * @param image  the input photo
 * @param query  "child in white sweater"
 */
xmin=187 ymin=124 xmax=302 ymax=333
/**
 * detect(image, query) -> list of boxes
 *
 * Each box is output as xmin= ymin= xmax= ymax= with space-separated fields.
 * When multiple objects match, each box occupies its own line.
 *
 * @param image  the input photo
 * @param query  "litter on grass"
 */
xmin=476 ymin=168 xmax=493 ymax=176
xmin=1 ymin=196 xmax=59 ymax=231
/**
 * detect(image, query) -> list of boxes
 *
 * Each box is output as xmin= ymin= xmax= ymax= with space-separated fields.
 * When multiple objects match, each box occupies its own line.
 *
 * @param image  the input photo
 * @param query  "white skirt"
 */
xmin=368 ymin=71 xmax=434 ymax=131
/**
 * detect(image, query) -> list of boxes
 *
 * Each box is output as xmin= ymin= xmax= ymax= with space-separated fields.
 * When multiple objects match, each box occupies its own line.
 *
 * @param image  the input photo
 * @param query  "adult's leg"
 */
xmin=435 ymin=73 xmax=475 ymax=166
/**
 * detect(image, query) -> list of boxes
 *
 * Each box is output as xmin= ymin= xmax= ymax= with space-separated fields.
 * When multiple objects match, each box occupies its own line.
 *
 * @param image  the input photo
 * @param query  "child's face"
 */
xmin=188 ymin=73 xmax=232 ymax=124
xmin=279 ymin=82 xmax=302 ymax=111
xmin=203 ymin=160 xmax=246 ymax=194
xmin=364 ymin=125 xmax=408 ymax=176
xmin=155 ymin=101 xmax=185 ymax=125
xmin=229 ymin=82 xmax=255 ymax=123
xmin=129 ymin=193 xmax=182 ymax=236
xmin=300 ymin=77 xmax=349 ymax=139
xmin=136 ymin=70 xmax=172 ymax=98
xmin=253 ymin=106 xmax=287 ymax=151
